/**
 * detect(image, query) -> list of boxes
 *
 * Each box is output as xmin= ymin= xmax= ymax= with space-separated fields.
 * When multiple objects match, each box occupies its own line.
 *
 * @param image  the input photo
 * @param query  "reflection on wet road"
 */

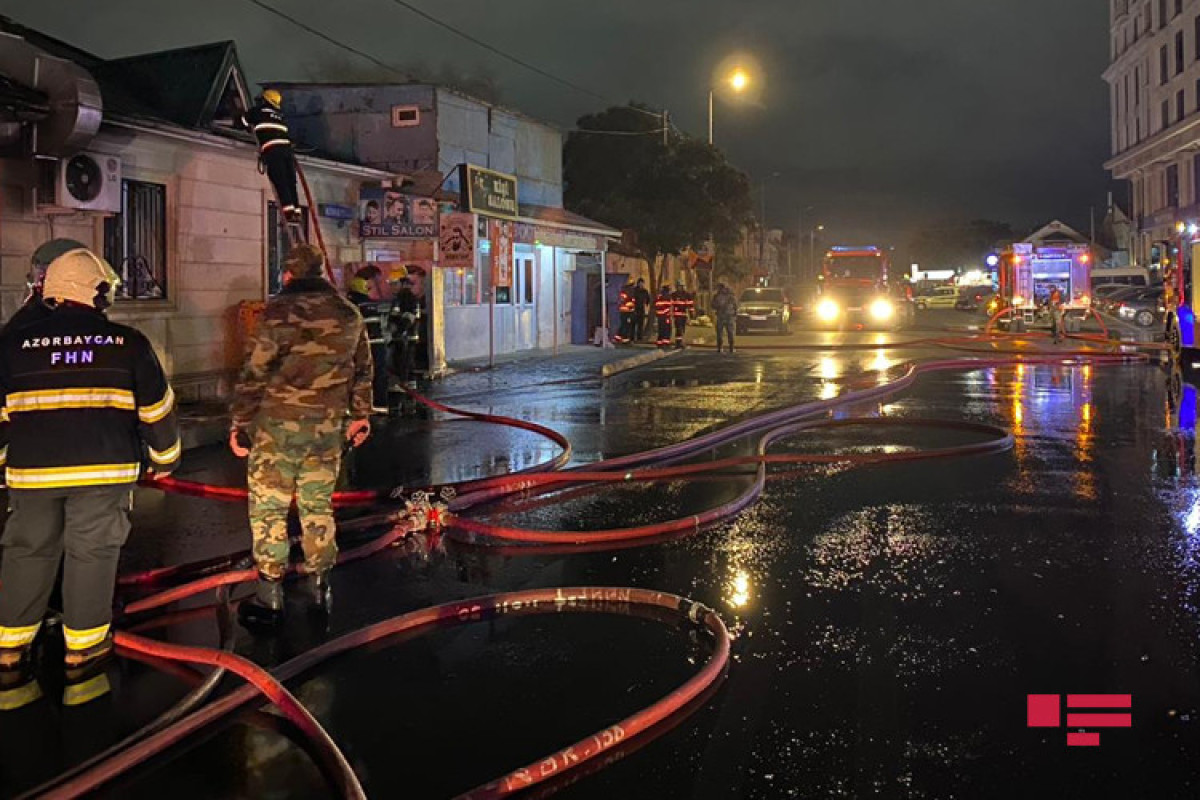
xmin=6 ymin=335 xmax=1200 ymax=799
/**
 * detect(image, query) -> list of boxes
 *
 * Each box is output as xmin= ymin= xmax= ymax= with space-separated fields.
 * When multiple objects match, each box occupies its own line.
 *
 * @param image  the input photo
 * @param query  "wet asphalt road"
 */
xmin=2 ymin=313 xmax=1198 ymax=799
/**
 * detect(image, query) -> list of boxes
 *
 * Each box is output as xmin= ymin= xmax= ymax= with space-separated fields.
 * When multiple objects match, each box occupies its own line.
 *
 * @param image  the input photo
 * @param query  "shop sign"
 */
xmin=319 ymin=203 xmax=356 ymax=220
xmin=439 ymin=212 xmax=477 ymax=268
xmin=358 ymin=187 xmax=438 ymax=238
xmin=512 ymin=222 xmax=603 ymax=251
xmin=490 ymin=219 xmax=513 ymax=288
xmin=460 ymin=164 xmax=519 ymax=220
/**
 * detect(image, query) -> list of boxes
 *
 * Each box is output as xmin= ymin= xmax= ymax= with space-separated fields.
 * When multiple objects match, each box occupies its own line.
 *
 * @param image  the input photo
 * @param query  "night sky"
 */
xmin=1 ymin=0 xmax=1114 ymax=245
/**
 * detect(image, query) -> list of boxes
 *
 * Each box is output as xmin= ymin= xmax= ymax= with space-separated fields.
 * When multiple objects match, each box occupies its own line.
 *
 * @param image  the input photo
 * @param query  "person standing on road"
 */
xmin=0 ymin=248 xmax=180 ymax=672
xmin=633 ymin=278 xmax=652 ymax=342
xmin=671 ymin=282 xmax=694 ymax=349
xmin=614 ymin=280 xmax=636 ymax=344
xmin=230 ymin=244 xmax=374 ymax=630
xmin=1048 ymin=285 xmax=1065 ymax=344
xmin=712 ymin=283 xmax=739 ymax=354
xmin=655 ymin=285 xmax=674 ymax=349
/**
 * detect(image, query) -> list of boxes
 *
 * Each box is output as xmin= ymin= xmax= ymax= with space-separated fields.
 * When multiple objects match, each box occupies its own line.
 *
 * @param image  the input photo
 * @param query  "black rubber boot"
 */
xmin=238 ymin=577 xmax=285 ymax=631
xmin=305 ymin=571 xmax=333 ymax=616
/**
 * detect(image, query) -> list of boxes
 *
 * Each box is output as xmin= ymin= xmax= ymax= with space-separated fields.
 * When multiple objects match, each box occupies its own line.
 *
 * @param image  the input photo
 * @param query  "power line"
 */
xmin=243 ymin=0 xmax=665 ymax=128
xmin=382 ymin=0 xmax=664 ymax=118
xmin=243 ymin=0 xmax=410 ymax=81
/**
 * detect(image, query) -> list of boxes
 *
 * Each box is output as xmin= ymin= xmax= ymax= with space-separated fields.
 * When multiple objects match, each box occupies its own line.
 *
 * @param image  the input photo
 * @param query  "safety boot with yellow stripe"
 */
xmin=63 ymin=629 xmax=113 ymax=670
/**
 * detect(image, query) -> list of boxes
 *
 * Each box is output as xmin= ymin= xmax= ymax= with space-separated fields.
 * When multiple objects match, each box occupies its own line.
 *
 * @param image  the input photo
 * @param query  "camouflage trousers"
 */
xmin=247 ymin=417 xmax=344 ymax=580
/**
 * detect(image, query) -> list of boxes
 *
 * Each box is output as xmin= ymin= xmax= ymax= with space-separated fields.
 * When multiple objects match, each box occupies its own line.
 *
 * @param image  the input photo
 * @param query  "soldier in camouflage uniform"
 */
xmin=230 ymin=244 xmax=373 ymax=629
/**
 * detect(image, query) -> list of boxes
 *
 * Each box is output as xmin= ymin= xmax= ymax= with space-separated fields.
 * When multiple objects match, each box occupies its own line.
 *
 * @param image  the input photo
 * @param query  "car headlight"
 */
xmin=816 ymin=299 xmax=839 ymax=321
xmin=869 ymin=298 xmax=894 ymax=321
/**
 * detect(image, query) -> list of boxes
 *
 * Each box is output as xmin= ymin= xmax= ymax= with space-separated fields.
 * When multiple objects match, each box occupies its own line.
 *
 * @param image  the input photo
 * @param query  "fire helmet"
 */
xmin=43 ymin=248 xmax=121 ymax=310
xmin=262 ymin=89 xmax=282 ymax=108
xmin=348 ymin=277 xmax=371 ymax=296
xmin=29 ymin=238 xmax=87 ymax=289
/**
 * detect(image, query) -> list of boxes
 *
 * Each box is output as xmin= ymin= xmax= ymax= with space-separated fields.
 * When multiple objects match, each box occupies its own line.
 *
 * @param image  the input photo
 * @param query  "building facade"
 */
xmin=273 ymin=83 xmax=619 ymax=362
xmin=1105 ymin=0 xmax=1200 ymax=268
xmin=0 ymin=20 xmax=389 ymax=401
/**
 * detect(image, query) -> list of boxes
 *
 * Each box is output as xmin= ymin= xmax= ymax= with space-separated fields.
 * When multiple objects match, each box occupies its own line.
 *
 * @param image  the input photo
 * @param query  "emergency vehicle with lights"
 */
xmin=989 ymin=243 xmax=1093 ymax=329
xmin=814 ymin=246 xmax=911 ymax=329
xmin=1167 ymin=225 xmax=1200 ymax=372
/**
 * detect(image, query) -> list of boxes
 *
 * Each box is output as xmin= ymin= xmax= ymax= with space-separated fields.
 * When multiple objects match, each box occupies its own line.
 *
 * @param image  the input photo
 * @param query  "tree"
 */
xmin=905 ymin=219 xmax=1015 ymax=272
xmin=564 ymin=104 xmax=754 ymax=291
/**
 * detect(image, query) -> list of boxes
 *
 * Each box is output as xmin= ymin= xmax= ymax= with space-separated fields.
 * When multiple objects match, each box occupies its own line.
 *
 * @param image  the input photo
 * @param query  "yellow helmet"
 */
xmin=43 ymin=248 xmax=121 ymax=310
xmin=262 ymin=89 xmax=282 ymax=108
xmin=349 ymin=277 xmax=371 ymax=296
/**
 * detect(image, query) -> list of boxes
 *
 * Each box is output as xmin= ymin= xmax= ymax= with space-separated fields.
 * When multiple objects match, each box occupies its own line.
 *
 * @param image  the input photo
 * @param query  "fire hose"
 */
xmin=38 ymin=341 xmax=1154 ymax=799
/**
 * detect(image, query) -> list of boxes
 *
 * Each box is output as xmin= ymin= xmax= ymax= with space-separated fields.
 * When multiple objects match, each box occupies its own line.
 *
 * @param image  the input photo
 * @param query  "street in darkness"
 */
xmin=0 ymin=1 xmax=1192 ymax=798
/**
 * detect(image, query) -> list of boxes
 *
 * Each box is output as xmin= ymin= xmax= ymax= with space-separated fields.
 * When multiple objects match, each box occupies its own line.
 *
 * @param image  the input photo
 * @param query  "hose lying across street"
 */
xmin=29 ymin=329 xmax=1155 ymax=798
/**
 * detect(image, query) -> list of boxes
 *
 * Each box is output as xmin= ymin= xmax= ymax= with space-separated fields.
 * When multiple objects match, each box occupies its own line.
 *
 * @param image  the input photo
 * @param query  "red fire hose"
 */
xmin=47 ymin=345 xmax=1152 ymax=800
xmin=50 ymin=588 xmax=730 ymax=800
xmin=147 ymin=385 xmax=572 ymax=507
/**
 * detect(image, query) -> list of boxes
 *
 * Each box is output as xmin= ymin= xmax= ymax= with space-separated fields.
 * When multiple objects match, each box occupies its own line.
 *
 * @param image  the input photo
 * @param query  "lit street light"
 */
xmin=709 ymin=66 xmax=752 ymax=145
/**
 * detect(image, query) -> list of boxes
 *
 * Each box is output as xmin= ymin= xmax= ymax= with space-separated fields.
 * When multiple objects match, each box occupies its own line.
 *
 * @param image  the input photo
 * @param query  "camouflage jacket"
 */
xmin=232 ymin=278 xmax=373 ymax=429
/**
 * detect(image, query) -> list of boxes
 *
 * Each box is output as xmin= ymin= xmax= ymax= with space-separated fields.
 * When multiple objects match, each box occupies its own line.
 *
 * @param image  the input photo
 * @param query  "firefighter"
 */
xmin=671 ymin=282 xmax=694 ymax=348
xmin=0 ymin=248 xmax=180 ymax=673
xmin=230 ymin=244 xmax=373 ymax=629
xmin=712 ymin=282 xmax=739 ymax=353
xmin=654 ymin=285 xmax=674 ymax=349
xmin=1047 ymin=285 xmax=1065 ymax=344
xmin=4 ymin=238 xmax=87 ymax=335
xmin=387 ymin=273 xmax=422 ymax=414
xmin=615 ymin=280 xmax=637 ymax=344
xmin=633 ymin=278 xmax=652 ymax=341
xmin=240 ymin=89 xmax=302 ymax=223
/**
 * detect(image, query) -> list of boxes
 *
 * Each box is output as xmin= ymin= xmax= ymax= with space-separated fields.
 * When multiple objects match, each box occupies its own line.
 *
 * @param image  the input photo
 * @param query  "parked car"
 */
xmin=736 ymin=287 xmax=791 ymax=334
xmin=1091 ymin=283 xmax=1132 ymax=304
xmin=955 ymin=286 xmax=995 ymax=311
xmin=914 ymin=286 xmax=959 ymax=310
xmin=1098 ymin=285 xmax=1145 ymax=316
xmin=1114 ymin=287 xmax=1165 ymax=328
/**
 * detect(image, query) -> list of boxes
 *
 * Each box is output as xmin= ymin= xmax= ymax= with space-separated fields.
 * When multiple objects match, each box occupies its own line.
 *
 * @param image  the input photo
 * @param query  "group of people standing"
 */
xmin=0 ymin=239 xmax=375 ymax=703
xmin=616 ymin=279 xmax=696 ymax=350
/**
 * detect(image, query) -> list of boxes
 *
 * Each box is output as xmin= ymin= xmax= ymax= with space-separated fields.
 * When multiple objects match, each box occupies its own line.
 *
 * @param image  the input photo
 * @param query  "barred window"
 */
xmin=103 ymin=180 xmax=167 ymax=301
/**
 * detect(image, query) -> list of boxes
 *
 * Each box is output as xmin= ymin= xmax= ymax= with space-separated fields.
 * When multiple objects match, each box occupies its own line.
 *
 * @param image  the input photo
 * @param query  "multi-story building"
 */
xmin=1105 ymin=0 xmax=1200 ymax=269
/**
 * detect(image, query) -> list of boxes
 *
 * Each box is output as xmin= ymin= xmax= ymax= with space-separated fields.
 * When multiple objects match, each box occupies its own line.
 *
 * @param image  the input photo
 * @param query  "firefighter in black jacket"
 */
xmin=0 ymin=248 xmax=181 ymax=672
xmin=654 ymin=285 xmax=674 ymax=349
xmin=2 ymin=238 xmax=86 ymax=336
xmin=615 ymin=281 xmax=636 ymax=344
xmin=671 ymin=283 xmax=695 ymax=348
xmin=240 ymin=89 xmax=301 ymax=223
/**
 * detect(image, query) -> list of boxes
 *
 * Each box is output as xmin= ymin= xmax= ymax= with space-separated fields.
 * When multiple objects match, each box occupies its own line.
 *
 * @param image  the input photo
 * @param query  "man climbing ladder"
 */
xmin=241 ymin=89 xmax=303 ymax=240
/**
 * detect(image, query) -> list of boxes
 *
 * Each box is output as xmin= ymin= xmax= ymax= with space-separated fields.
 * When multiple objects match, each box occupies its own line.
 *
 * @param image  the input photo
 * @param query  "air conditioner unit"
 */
xmin=38 ymin=151 xmax=121 ymax=213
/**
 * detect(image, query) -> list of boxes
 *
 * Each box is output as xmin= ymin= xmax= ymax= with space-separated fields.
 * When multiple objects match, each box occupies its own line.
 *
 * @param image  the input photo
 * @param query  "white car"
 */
xmin=914 ymin=286 xmax=959 ymax=310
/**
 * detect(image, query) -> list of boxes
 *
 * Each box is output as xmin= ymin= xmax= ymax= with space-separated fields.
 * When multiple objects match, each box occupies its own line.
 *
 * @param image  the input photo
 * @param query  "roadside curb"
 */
xmin=601 ymin=348 xmax=680 ymax=378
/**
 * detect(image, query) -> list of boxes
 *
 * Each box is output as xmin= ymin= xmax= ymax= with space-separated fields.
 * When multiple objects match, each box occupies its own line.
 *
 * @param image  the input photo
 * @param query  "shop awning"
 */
xmin=516 ymin=203 xmax=621 ymax=245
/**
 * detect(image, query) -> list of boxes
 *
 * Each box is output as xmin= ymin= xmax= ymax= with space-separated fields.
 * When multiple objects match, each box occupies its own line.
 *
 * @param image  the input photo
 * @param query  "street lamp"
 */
xmin=810 ymin=224 xmax=825 ymax=278
xmin=709 ymin=67 xmax=751 ymax=145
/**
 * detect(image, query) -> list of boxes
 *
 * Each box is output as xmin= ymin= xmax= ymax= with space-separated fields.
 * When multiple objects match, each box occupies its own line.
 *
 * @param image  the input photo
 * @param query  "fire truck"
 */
xmin=814 ymin=246 xmax=911 ymax=329
xmin=991 ymin=242 xmax=1092 ymax=330
xmin=1166 ymin=229 xmax=1199 ymax=371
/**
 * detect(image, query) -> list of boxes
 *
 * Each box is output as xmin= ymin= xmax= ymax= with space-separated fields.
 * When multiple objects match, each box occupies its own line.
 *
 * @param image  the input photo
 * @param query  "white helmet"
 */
xmin=43 ymin=248 xmax=121 ymax=310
